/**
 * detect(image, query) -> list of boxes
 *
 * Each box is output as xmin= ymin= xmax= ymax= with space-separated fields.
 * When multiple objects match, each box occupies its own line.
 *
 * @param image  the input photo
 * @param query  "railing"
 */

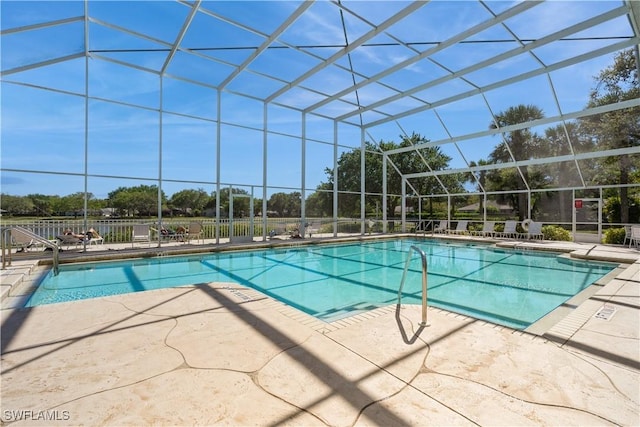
xmin=0 ymin=217 xmax=634 ymax=243
xmin=397 ymin=245 xmax=429 ymax=326
xmin=1 ymin=227 xmax=10 ymax=271
xmin=0 ymin=217 xmax=390 ymax=245
xmin=2 ymin=226 xmax=61 ymax=275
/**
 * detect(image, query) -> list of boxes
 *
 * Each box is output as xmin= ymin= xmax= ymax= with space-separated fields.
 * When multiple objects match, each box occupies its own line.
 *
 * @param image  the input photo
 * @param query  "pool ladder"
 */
xmin=1 ymin=226 xmax=61 ymax=275
xmin=397 ymin=245 xmax=429 ymax=326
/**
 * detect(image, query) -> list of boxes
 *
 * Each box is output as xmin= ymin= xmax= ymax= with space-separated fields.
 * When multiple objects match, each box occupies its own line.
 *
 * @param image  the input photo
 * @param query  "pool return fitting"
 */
xmin=397 ymin=245 xmax=429 ymax=327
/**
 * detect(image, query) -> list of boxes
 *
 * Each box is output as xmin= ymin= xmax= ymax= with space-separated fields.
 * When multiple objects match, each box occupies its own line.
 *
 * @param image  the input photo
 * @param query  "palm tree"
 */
xmin=489 ymin=104 xmax=544 ymax=220
xmin=580 ymin=49 xmax=640 ymax=223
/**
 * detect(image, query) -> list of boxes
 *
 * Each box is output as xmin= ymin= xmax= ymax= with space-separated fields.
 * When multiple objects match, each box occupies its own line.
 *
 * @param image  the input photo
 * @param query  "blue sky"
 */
xmin=1 ymin=0 xmax=635 ymax=199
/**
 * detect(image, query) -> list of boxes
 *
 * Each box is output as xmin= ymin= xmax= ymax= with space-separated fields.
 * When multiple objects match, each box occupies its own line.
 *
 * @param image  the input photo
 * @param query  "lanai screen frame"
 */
xmin=1 ymin=0 xmax=639 ymax=241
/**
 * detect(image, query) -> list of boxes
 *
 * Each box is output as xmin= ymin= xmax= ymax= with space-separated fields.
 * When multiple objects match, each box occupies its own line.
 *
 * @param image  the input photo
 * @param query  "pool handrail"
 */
xmin=2 ymin=226 xmax=60 ymax=275
xmin=397 ymin=245 xmax=429 ymax=326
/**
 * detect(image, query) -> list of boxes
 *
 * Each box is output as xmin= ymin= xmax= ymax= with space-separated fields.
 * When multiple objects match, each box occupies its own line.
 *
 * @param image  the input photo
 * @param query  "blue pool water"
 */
xmin=27 ymin=239 xmax=615 ymax=329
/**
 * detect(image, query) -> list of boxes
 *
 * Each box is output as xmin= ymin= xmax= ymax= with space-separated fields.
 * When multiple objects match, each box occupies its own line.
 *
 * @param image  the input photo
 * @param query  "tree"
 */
xmin=318 ymin=133 xmax=458 ymax=217
xmin=580 ymin=49 xmax=640 ymax=223
xmin=285 ymin=192 xmax=301 ymax=217
xmin=252 ymin=197 xmax=262 ymax=216
xmin=59 ymin=192 xmax=90 ymax=216
xmin=487 ymin=104 xmax=545 ymax=220
xmin=267 ymin=192 xmax=287 ymax=217
xmin=393 ymin=133 xmax=464 ymax=217
xmin=169 ymin=188 xmax=209 ymax=216
xmin=305 ymin=184 xmax=333 ymax=217
xmin=268 ymin=192 xmax=301 ymax=217
xmin=108 ymin=185 xmax=165 ymax=217
xmin=212 ymin=188 xmax=251 ymax=218
xmin=27 ymin=193 xmax=55 ymax=217
xmin=0 ymin=194 xmax=34 ymax=215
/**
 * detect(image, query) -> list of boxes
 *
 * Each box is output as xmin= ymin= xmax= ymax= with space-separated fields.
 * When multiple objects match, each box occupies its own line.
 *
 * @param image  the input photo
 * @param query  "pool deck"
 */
xmin=1 ymin=235 xmax=639 ymax=426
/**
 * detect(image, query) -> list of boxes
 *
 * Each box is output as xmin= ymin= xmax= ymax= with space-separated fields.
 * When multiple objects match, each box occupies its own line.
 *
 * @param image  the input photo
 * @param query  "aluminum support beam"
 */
xmin=266 ymin=1 xmax=426 ymax=104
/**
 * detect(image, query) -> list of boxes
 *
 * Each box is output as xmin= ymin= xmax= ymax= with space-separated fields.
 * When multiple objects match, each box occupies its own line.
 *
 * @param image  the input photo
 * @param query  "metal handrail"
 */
xmin=397 ymin=245 xmax=429 ymax=326
xmin=1 ymin=227 xmax=11 ymax=271
xmin=3 ymin=226 xmax=60 ymax=275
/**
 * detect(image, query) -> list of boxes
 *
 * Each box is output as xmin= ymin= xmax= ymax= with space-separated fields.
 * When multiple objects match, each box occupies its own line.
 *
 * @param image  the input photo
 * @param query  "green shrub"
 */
xmin=542 ymin=225 xmax=571 ymax=241
xmin=468 ymin=223 xmax=481 ymax=234
xmin=603 ymin=227 xmax=626 ymax=245
xmin=604 ymin=196 xmax=640 ymax=223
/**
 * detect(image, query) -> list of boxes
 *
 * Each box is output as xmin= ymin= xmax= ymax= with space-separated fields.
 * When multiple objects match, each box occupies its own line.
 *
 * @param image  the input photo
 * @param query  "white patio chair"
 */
xmin=433 ymin=220 xmax=448 ymax=233
xmin=500 ymin=220 xmax=518 ymax=239
xmin=629 ymin=226 xmax=640 ymax=249
xmin=623 ymin=225 xmax=632 ymax=246
xmin=527 ymin=221 xmax=543 ymax=240
xmin=87 ymin=228 xmax=104 ymax=246
xmin=449 ymin=220 xmax=468 ymax=235
xmin=186 ymin=222 xmax=204 ymax=244
xmin=476 ymin=221 xmax=495 ymax=237
xmin=132 ymin=224 xmax=151 ymax=247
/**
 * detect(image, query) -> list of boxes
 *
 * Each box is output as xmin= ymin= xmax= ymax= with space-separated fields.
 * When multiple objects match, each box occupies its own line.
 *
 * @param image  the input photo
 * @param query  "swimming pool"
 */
xmin=26 ymin=239 xmax=615 ymax=329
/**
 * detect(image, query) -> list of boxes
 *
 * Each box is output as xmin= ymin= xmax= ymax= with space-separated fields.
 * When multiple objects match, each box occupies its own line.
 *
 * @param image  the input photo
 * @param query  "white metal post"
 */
xmin=333 ymin=121 xmax=338 ymax=236
xmin=301 ymin=112 xmax=306 ymax=231
xmin=401 ymin=178 xmax=406 ymax=232
xmin=262 ymin=103 xmax=268 ymax=241
xmin=215 ymin=90 xmax=221 ymax=245
xmin=382 ymin=154 xmax=387 ymax=233
xmin=360 ymin=127 xmax=366 ymax=235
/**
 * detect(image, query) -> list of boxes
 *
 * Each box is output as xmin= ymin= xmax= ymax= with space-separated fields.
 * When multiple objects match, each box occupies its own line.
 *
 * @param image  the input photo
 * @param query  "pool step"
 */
xmin=0 ymin=260 xmax=41 ymax=309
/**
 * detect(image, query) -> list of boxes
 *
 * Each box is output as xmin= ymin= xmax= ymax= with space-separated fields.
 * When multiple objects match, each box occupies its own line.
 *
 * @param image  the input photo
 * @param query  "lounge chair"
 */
xmin=623 ymin=225 xmax=632 ymax=246
xmin=449 ymin=220 xmax=468 ymax=235
xmin=474 ymin=221 xmax=495 ymax=238
xmin=186 ymin=222 xmax=204 ymax=244
xmin=629 ymin=226 xmax=640 ymax=249
xmin=289 ymin=223 xmax=303 ymax=238
xmin=56 ymin=234 xmax=84 ymax=249
xmin=132 ymin=224 xmax=151 ymax=247
xmin=12 ymin=228 xmax=36 ymax=252
xmin=433 ymin=220 xmax=448 ymax=233
xmin=526 ymin=221 xmax=543 ymax=240
xmin=152 ymin=226 xmax=182 ymax=242
xmin=269 ymin=224 xmax=288 ymax=239
xmin=88 ymin=236 xmax=103 ymax=246
xmin=499 ymin=220 xmax=519 ymax=239
xmin=87 ymin=228 xmax=104 ymax=246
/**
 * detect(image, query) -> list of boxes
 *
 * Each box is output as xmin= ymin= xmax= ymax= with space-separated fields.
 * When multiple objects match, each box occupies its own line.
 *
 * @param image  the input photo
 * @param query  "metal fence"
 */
xmin=0 ymin=216 xmax=634 ymax=246
xmin=0 ymin=217 xmax=374 ymax=245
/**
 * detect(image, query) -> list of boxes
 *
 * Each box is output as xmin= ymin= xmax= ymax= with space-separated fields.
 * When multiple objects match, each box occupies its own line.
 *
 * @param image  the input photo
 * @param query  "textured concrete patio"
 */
xmin=1 ymin=239 xmax=639 ymax=426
